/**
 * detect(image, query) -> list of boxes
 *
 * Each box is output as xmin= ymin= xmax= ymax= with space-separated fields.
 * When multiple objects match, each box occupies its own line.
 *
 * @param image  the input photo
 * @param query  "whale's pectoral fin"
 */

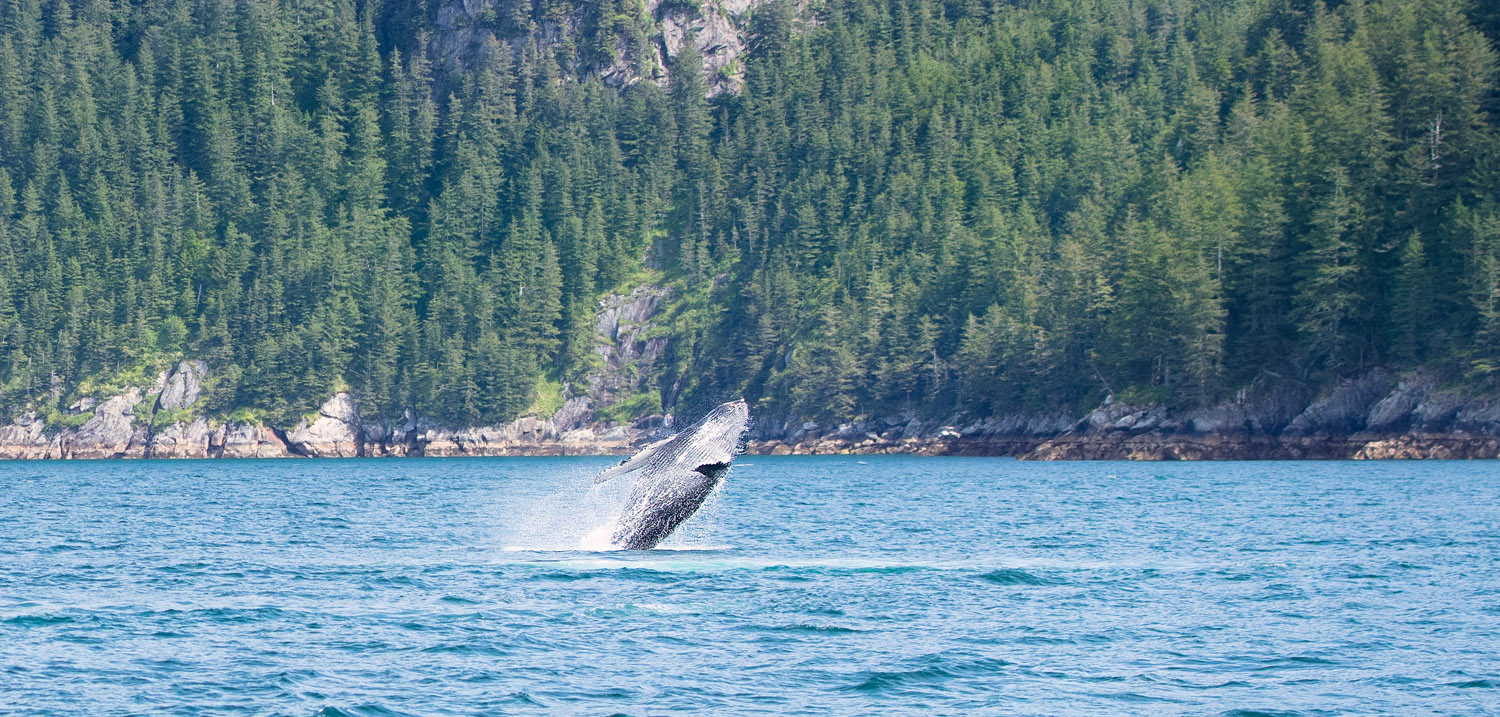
xmin=593 ymin=434 xmax=676 ymax=484
xmin=592 ymin=464 xmax=631 ymax=485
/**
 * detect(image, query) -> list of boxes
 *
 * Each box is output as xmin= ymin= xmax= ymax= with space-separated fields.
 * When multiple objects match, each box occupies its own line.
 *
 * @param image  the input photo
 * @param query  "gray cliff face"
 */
xmin=157 ymin=360 xmax=207 ymax=412
xmin=69 ymin=390 xmax=148 ymax=459
xmin=738 ymin=370 xmax=1500 ymax=460
xmin=286 ymin=393 xmax=363 ymax=457
xmin=1364 ymin=374 xmax=1434 ymax=433
xmin=0 ymin=413 xmax=53 ymax=459
xmin=219 ymin=423 xmax=291 ymax=459
xmin=145 ymin=360 xmax=211 ymax=458
xmin=1282 ymin=371 xmax=1394 ymax=437
xmin=430 ymin=0 xmax=764 ymax=96
xmin=148 ymin=417 xmax=214 ymax=459
xmin=590 ymin=286 xmax=670 ymax=407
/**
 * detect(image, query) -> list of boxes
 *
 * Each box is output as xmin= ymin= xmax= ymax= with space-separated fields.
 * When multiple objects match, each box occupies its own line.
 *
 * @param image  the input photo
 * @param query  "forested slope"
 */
xmin=0 ymin=0 xmax=1497 ymax=436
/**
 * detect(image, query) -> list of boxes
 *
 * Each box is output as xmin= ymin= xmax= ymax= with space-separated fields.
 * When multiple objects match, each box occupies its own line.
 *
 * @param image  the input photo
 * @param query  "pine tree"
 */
xmin=1390 ymin=231 xmax=1433 ymax=364
xmin=0 ymin=0 xmax=1496 ymax=427
xmin=1294 ymin=167 xmax=1364 ymax=374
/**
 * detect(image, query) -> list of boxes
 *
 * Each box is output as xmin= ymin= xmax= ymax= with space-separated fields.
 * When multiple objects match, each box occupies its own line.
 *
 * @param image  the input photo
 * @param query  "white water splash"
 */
xmin=499 ymin=465 xmax=731 ymax=552
xmin=578 ymin=517 xmax=619 ymax=551
xmin=496 ymin=463 xmax=623 ymax=551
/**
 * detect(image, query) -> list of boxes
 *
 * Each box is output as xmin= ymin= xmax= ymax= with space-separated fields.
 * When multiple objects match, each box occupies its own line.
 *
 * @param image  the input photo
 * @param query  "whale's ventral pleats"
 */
xmin=596 ymin=400 xmax=750 ymax=550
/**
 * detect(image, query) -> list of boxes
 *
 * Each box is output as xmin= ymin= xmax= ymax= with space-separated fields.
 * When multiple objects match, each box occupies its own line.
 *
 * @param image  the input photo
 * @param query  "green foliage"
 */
xmin=527 ymin=376 xmax=567 ymax=419
xmin=598 ymin=390 xmax=662 ymax=425
xmin=224 ymin=407 xmax=267 ymax=425
xmin=132 ymin=398 xmax=157 ymax=426
xmin=45 ymin=409 xmax=93 ymax=429
xmin=156 ymin=318 xmax=189 ymax=355
xmin=678 ymin=0 xmax=1500 ymax=417
xmin=152 ymin=407 xmax=194 ymax=430
xmin=0 ymin=0 xmax=1496 ymax=427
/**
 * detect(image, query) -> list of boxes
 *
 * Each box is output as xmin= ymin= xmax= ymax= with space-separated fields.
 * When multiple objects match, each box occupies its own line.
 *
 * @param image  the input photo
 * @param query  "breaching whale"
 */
xmin=593 ymin=399 xmax=750 ymax=550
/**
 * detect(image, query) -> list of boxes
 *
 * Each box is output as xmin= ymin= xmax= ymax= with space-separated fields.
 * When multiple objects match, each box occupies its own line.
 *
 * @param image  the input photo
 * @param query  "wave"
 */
xmin=1448 ymin=679 xmax=1497 ymax=688
xmin=314 ymin=705 xmax=417 ymax=717
xmin=418 ymin=643 xmax=510 ymax=657
xmin=976 ymin=568 xmax=1060 ymax=586
xmin=501 ymin=543 xmax=734 ymax=553
xmin=843 ymin=654 xmax=1012 ymax=693
xmin=583 ymin=602 xmax=729 ymax=617
xmin=494 ymin=555 xmax=1187 ymax=579
xmin=744 ymin=623 xmax=866 ymax=635
xmin=2 ymin=613 xmax=81 ymax=626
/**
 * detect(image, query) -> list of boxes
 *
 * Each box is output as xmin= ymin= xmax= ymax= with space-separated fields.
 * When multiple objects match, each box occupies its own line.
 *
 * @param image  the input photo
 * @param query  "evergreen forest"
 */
xmin=0 ymin=0 xmax=1498 ymax=427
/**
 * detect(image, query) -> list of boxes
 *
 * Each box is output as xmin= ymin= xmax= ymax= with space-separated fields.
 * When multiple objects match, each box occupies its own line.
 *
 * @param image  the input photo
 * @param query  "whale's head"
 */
xmin=593 ymin=399 xmax=751 ymax=487
xmin=689 ymin=399 xmax=751 ymax=452
xmin=699 ymin=397 xmax=750 ymax=424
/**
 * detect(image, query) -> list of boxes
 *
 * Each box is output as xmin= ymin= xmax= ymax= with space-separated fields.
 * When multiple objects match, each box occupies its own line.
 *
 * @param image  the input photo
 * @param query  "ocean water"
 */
xmin=1 ymin=457 xmax=1498 ymax=715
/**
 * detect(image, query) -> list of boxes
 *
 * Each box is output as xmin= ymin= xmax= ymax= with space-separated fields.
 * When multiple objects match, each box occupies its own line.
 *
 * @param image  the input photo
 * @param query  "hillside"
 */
xmin=1 ymin=0 xmax=1499 ymax=456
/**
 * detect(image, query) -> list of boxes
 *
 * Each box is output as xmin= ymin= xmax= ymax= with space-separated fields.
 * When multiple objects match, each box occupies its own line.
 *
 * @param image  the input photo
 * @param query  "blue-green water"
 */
xmin=2 ymin=457 xmax=1498 ymax=714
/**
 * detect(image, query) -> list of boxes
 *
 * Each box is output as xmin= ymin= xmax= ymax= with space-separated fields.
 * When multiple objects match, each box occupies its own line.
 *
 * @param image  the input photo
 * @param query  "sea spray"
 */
xmin=498 ymin=461 xmax=628 ymax=551
xmin=498 ymin=461 xmax=729 ymax=551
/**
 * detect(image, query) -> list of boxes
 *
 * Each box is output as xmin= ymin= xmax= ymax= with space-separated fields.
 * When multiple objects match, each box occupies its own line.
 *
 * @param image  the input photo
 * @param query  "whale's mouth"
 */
xmin=694 ymin=462 xmax=731 ymax=477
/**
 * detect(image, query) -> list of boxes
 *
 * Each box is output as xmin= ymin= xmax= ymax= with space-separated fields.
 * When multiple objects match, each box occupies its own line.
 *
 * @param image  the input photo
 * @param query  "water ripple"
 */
xmin=1 ymin=456 xmax=1497 ymax=713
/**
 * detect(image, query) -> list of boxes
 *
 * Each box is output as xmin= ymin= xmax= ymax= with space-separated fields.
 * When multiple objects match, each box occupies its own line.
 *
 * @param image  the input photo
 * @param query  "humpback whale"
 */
xmin=594 ymin=399 xmax=750 ymax=550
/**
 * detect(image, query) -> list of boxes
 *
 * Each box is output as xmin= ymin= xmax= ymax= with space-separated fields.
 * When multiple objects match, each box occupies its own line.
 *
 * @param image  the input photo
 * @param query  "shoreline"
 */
xmin=746 ymin=432 xmax=1500 ymax=460
xmin=2 ymin=431 xmax=1497 ymax=460
xmin=5 ymin=364 xmax=1499 ymax=461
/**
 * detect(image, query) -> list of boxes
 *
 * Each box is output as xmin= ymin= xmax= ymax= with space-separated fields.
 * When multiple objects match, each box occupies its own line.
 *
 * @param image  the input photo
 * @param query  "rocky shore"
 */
xmin=3 ymin=284 xmax=1498 ymax=461
xmin=0 ymin=377 xmax=639 ymax=460
xmin=744 ymin=370 xmax=1500 ymax=460
xmin=0 ymin=285 xmax=678 ymax=461
xmin=3 ymin=364 xmax=1498 ymax=460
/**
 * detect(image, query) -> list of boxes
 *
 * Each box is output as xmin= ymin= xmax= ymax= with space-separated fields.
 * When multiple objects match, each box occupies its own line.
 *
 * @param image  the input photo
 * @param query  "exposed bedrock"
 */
xmin=744 ymin=370 xmax=1500 ymax=460
xmin=286 ymin=393 xmax=363 ymax=458
xmin=145 ymin=360 xmax=212 ymax=458
xmin=429 ymin=0 xmax=764 ymax=96
xmin=218 ymin=423 xmax=293 ymax=459
xmin=0 ymin=412 xmax=51 ymax=459
xmin=68 ymin=390 xmax=149 ymax=459
xmin=147 ymin=417 xmax=214 ymax=459
xmin=157 ymin=360 xmax=207 ymax=412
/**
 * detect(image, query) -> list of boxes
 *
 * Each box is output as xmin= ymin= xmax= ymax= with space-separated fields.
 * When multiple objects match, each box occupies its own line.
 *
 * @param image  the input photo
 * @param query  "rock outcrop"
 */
xmin=430 ymin=0 xmax=765 ymax=96
xmin=67 ymin=390 xmax=149 ymax=459
xmin=286 ymin=393 xmax=363 ymax=457
xmin=1282 ymin=371 xmax=1394 ymax=437
xmin=590 ymin=286 xmax=671 ymax=406
xmin=0 ymin=413 xmax=55 ymax=459
xmin=145 ymin=361 xmax=213 ymax=458
xmin=146 ymin=417 xmax=214 ymax=459
xmin=218 ymin=423 xmax=293 ymax=459
xmin=157 ymin=360 xmax=207 ymax=412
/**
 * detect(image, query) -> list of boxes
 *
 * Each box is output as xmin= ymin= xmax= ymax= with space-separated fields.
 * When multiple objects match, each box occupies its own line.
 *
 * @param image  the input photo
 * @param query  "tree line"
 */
xmin=0 ymin=0 xmax=1496 ymax=427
